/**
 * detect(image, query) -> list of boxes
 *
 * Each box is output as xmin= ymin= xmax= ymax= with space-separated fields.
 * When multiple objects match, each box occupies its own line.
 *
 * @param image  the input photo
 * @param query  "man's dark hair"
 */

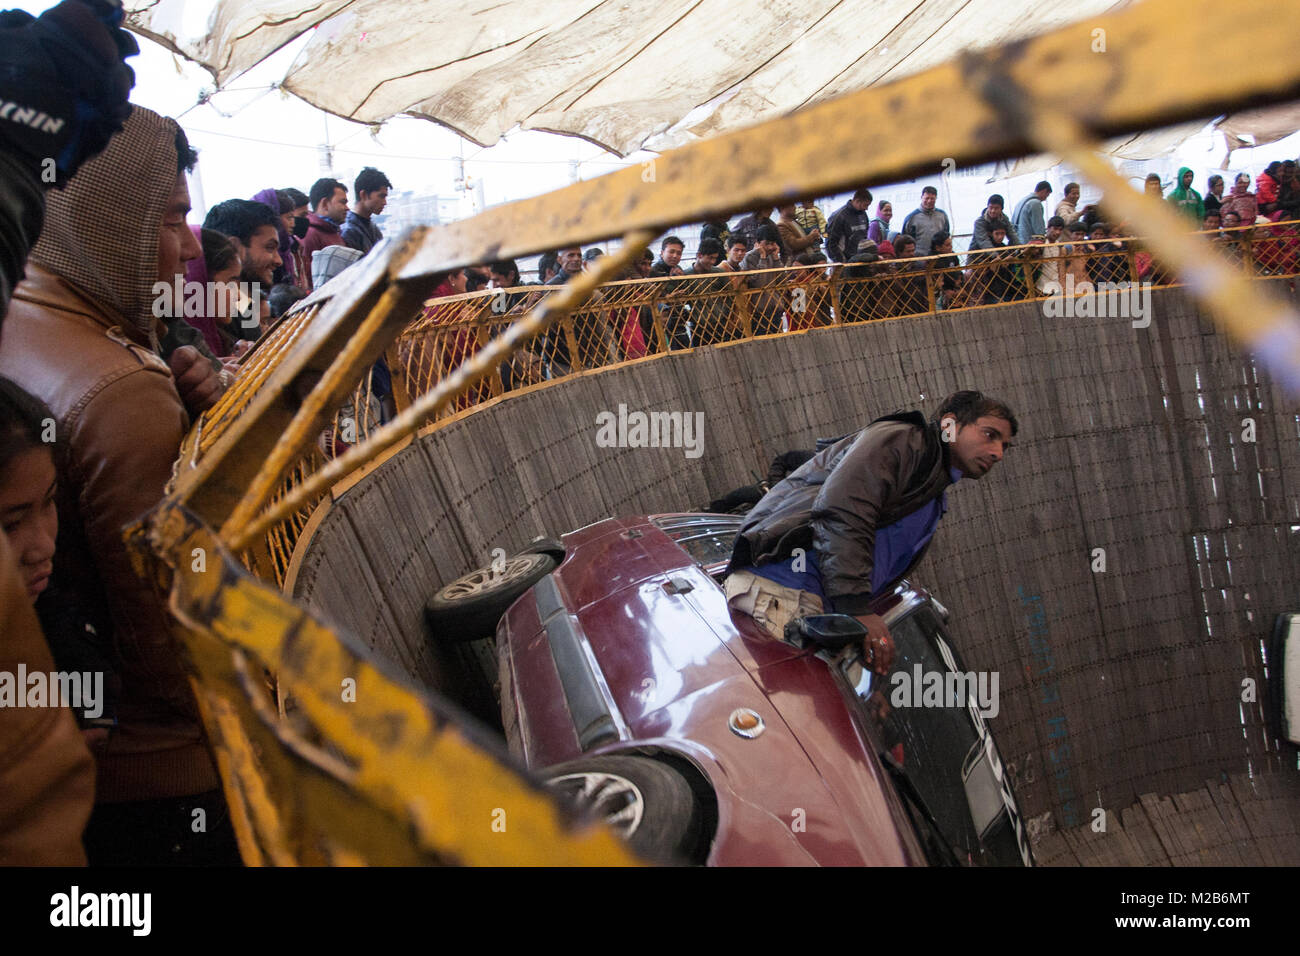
xmin=794 ymin=251 xmax=827 ymax=266
xmin=274 ymin=189 xmax=295 ymax=214
xmin=203 ymin=198 xmax=278 ymax=246
xmin=1089 ymin=221 xmax=1110 ymax=235
xmin=697 ymin=238 xmax=725 ymax=258
xmin=852 ymin=188 xmax=873 ymax=204
xmin=921 ymin=185 xmax=938 ymax=197
xmin=1067 ymin=220 xmax=1088 ymax=233
xmin=309 ymin=177 xmax=346 ymax=211
xmin=931 ymin=229 xmax=950 ymax=247
xmin=283 ymin=187 xmax=309 ymax=208
xmin=489 ymin=259 xmax=520 ymax=282
xmin=1064 ymin=181 xmax=1080 ymax=194
xmin=660 ymin=235 xmax=684 ymax=251
xmin=267 ymin=283 xmax=307 ymax=318
xmin=756 ymin=223 xmax=781 ymax=244
xmin=1035 ymin=180 xmax=1052 ymax=193
xmin=354 ymin=166 xmax=392 ymax=196
xmin=175 ymin=127 xmax=198 ymax=175
xmin=1207 ymin=174 xmax=1223 ymax=189
xmin=199 ymin=228 xmax=239 ymax=275
xmin=728 ymin=235 xmax=750 ymax=249
xmin=537 ymin=251 xmax=558 ymax=280
xmin=934 ymin=390 xmax=1019 ymax=437
xmin=465 ymin=271 xmax=489 ymax=292
xmin=1047 ymin=215 xmax=1065 ymax=228
xmin=988 ymin=193 xmax=1005 ymax=207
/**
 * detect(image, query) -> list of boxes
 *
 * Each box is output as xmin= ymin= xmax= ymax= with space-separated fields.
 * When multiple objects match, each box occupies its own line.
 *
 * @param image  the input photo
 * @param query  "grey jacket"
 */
xmin=900 ymin=206 xmax=950 ymax=255
xmin=970 ymin=211 xmax=1020 ymax=250
xmin=727 ymin=411 xmax=953 ymax=614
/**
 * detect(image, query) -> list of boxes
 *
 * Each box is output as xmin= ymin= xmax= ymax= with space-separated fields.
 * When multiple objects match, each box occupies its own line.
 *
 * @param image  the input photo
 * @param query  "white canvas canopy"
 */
xmin=126 ymin=0 xmax=1297 ymax=159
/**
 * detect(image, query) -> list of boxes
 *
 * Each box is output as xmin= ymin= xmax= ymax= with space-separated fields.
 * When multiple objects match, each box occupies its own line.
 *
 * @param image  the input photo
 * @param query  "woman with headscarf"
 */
xmin=867 ymin=200 xmax=895 ymax=245
xmin=1219 ymin=173 xmax=1257 ymax=228
xmin=175 ymin=226 xmax=242 ymax=358
xmin=1165 ymin=167 xmax=1204 ymax=222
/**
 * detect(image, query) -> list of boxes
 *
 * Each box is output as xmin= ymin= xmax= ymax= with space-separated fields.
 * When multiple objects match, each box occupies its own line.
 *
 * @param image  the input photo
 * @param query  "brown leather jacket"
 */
xmin=0 ymin=533 xmax=95 ymax=864
xmin=0 ymin=107 xmax=218 ymax=803
xmin=1 ymin=266 xmax=218 ymax=802
xmin=728 ymin=411 xmax=952 ymax=615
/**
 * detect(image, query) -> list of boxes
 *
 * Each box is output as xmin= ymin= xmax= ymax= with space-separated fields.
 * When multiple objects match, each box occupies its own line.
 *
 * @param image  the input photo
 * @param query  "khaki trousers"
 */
xmin=724 ymin=569 xmax=824 ymax=641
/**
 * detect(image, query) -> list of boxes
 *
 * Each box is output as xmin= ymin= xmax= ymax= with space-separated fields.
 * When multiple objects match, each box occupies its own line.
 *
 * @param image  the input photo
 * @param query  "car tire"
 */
xmin=425 ymin=551 xmax=557 ymax=642
xmin=543 ymin=755 xmax=703 ymax=864
xmin=521 ymin=536 xmax=566 ymax=563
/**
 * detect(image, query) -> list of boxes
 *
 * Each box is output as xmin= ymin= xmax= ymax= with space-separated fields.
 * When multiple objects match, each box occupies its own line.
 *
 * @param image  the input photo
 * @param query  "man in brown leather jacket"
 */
xmin=725 ymin=390 xmax=1017 ymax=674
xmin=0 ymin=0 xmax=142 ymax=864
xmin=0 ymin=105 xmax=236 ymax=863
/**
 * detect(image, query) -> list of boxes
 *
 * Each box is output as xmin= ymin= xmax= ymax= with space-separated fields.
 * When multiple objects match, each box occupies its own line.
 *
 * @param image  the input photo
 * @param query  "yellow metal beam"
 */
xmin=135 ymin=507 xmax=643 ymax=866
xmin=965 ymin=55 xmax=1300 ymax=392
xmin=172 ymin=231 xmax=433 ymax=528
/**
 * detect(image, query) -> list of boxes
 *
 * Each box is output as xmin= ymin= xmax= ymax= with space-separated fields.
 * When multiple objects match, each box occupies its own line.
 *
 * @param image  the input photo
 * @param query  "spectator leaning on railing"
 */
xmin=969 ymin=194 xmax=1020 ymax=250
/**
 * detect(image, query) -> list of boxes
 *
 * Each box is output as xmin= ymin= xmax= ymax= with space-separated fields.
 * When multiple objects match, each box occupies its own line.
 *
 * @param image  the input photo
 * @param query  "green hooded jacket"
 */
xmin=1166 ymin=166 xmax=1205 ymax=222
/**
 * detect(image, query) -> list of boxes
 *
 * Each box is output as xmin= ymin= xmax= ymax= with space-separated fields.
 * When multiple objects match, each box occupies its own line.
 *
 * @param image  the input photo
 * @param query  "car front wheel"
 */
xmin=543 ymin=755 xmax=703 ymax=864
xmin=425 ymin=551 xmax=557 ymax=642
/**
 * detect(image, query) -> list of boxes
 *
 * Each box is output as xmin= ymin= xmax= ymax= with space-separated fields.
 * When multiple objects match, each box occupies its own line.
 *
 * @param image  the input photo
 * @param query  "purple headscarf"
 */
xmin=182 ymin=225 xmax=229 ymax=357
xmin=250 ymin=187 xmax=296 ymax=285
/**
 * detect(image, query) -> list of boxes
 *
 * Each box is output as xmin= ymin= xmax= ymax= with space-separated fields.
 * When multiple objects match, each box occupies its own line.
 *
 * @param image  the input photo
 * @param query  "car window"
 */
xmin=653 ymin=516 xmax=741 ymax=572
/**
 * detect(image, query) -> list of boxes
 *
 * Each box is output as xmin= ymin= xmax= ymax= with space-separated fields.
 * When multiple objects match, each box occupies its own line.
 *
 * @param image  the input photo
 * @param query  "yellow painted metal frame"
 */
xmin=129 ymin=505 xmax=640 ymax=865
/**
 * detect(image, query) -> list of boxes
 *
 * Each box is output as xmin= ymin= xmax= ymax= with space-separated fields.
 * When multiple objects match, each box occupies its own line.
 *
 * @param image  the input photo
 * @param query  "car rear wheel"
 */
xmin=543 ymin=755 xmax=703 ymax=864
xmin=425 ymin=551 xmax=557 ymax=642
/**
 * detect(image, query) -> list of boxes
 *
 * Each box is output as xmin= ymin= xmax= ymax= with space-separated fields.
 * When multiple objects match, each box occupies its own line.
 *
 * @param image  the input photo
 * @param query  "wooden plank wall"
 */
xmin=290 ymin=283 xmax=1300 ymax=864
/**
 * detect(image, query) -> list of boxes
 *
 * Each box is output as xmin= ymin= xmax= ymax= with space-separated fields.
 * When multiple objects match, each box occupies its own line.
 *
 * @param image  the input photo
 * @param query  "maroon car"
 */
xmin=427 ymin=513 xmax=1032 ymax=866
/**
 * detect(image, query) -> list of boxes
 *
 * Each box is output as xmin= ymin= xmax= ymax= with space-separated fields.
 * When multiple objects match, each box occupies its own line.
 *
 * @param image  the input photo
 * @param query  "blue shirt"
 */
xmin=749 ymin=467 xmax=961 ymax=610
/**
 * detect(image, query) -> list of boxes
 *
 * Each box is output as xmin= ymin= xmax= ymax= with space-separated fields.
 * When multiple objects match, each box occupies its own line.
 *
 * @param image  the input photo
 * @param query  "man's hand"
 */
xmin=169 ymin=346 xmax=223 ymax=416
xmin=854 ymin=613 xmax=895 ymax=675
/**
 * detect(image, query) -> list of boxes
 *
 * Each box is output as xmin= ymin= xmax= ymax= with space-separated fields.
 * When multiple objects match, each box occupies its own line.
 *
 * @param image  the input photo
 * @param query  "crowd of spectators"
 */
xmin=431 ymin=165 xmax=1300 ymax=388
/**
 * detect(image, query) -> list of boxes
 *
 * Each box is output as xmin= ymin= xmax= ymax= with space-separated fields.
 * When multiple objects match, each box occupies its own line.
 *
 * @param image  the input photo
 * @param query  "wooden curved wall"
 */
xmin=290 ymin=283 xmax=1300 ymax=864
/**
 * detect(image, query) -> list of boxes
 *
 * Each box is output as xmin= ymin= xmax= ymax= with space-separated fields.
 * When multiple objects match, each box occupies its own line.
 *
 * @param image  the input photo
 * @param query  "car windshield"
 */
xmin=841 ymin=606 xmax=1028 ymax=866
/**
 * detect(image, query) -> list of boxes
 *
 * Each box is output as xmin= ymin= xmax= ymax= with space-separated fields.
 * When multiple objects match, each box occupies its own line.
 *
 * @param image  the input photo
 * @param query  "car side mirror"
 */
xmin=785 ymin=613 xmax=867 ymax=651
